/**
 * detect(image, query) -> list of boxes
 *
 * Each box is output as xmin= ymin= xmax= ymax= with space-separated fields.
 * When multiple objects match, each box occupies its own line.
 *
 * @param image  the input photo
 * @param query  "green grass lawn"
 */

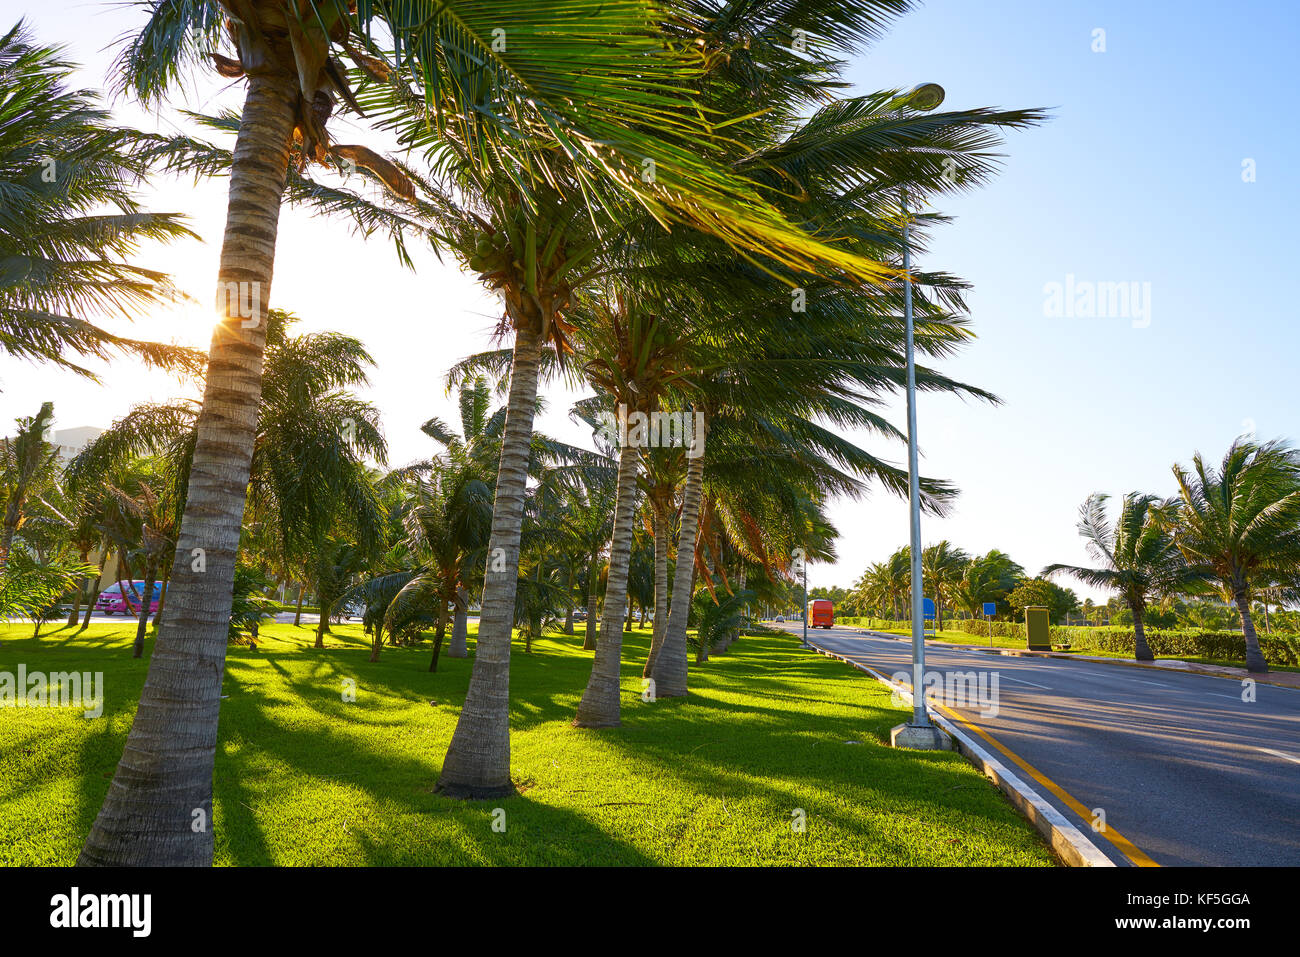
xmin=0 ymin=620 xmax=1054 ymax=866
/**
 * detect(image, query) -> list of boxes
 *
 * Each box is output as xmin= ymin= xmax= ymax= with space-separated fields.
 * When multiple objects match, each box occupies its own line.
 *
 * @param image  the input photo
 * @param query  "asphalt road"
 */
xmin=774 ymin=621 xmax=1300 ymax=866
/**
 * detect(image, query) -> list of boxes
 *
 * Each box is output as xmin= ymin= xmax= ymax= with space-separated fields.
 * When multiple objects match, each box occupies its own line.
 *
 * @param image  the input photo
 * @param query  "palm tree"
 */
xmin=921 ymin=541 xmax=970 ymax=631
xmin=1167 ymin=439 xmax=1300 ymax=673
xmin=884 ymin=547 xmax=913 ymax=619
xmin=391 ymin=466 xmax=492 ymax=670
xmin=573 ymin=298 xmax=694 ymax=726
xmin=690 ymin=588 xmax=756 ymax=663
xmin=854 ymin=562 xmax=892 ymax=618
xmin=0 ymin=402 xmax=59 ymax=570
xmin=0 ymin=23 xmax=198 ymax=383
xmin=105 ymin=479 xmax=180 ymax=658
xmin=630 ymin=66 xmax=1040 ymax=696
xmin=0 ymin=546 xmax=93 ymax=636
xmin=408 ymin=377 xmax=508 ymax=659
xmin=953 ymin=549 xmax=1023 ymax=619
xmin=310 ymin=537 xmax=367 ymax=649
xmin=555 ymin=480 xmax=616 ymax=653
xmin=1045 ymin=493 xmax=1206 ymax=663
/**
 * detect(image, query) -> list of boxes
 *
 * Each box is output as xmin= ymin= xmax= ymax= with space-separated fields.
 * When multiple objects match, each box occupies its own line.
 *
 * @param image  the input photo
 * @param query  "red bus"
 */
xmin=807 ymin=599 xmax=834 ymax=629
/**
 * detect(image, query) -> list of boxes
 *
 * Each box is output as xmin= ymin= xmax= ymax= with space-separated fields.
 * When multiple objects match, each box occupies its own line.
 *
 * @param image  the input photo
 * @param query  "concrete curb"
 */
xmin=854 ymin=629 xmax=1300 ymax=690
xmin=809 ymin=643 xmax=1115 ymax=868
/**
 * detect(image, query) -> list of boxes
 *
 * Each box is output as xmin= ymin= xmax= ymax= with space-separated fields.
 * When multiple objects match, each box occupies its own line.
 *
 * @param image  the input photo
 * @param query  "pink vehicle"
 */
xmin=95 ymin=581 xmax=162 ymax=616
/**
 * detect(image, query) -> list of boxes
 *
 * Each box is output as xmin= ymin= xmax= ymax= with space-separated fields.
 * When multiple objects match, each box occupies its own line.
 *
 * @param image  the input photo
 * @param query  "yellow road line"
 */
xmin=866 ymin=660 xmax=1162 ymax=867
xmin=929 ymin=699 xmax=1161 ymax=868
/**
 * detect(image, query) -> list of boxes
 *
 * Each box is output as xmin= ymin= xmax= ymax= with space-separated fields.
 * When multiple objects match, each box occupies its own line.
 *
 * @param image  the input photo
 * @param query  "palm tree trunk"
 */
xmin=574 ymin=441 xmax=641 ymax=728
xmin=315 ymin=597 xmax=332 ymax=648
xmin=79 ymin=553 xmax=103 ymax=633
xmin=132 ymin=561 xmax=158 ymax=659
xmin=448 ymin=586 xmax=469 ymax=658
xmin=1131 ymin=602 xmax=1154 ymax=661
xmin=585 ymin=587 xmax=598 ymax=655
xmin=0 ymin=498 xmax=21 ymax=570
xmin=527 ymin=561 xmax=543 ymax=645
xmin=293 ymin=583 xmax=305 ymax=626
xmin=369 ymin=620 xmax=384 ymax=663
xmin=431 ymin=598 xmax=450 ymax=671
xmin=651 ymin=443 xmax=706 ymax=698
xmin=563 ymin=565 xmax=576 ymax=635
xmin=67 ymin=546 xmax=92 ymax=626
xmin=152 ymin=563 xmax=171 ymax=626
xmin=1234 ymin=588 xmax=1269 ymax=673
xmin=68 ymin=587 xmax=83 ymax=628
xmin=429 ymin=632 xmax=445 ymax=673
xmin=436 ymin=597 xmax=449 ymax=641
xmin=437 ymin=326 xmax=543 ymax=798
xmin=78 ymin=72 xmax=298 ymax=867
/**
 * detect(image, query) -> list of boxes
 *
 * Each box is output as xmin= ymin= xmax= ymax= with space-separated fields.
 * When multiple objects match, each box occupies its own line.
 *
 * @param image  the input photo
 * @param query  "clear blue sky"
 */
xmin=2 ymin=0 xmax=1297 ymax=599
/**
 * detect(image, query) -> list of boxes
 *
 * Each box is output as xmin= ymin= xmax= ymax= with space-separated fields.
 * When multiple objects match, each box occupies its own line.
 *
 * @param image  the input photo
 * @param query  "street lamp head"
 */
xmin=906 ymin=83 xmax=946 ymax=111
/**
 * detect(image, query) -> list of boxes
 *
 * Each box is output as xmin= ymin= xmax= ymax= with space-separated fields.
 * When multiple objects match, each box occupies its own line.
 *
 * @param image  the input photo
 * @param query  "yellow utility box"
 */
xmin=1025 ymin=606 xmax=1051 ymax=650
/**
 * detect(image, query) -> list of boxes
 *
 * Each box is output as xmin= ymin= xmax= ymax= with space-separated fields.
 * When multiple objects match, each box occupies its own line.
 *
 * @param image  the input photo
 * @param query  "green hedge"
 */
xmin=948 ymin=618 xmax=1300 ymax=666
xmin=837 ymin=616 xmax=904 ymax=630
xmin=838 ymin=616 xmax=1299 ymax=666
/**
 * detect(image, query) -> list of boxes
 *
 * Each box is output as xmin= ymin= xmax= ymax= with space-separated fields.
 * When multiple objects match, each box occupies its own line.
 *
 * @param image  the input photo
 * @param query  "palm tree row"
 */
xmin=0 ymin=3 xmax=1044 ymax=863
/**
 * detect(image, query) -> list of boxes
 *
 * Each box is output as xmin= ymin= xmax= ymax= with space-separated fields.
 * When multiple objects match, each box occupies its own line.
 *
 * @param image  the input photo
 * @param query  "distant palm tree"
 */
xmin=556 ymin=481 xmax=616 ymax=653
xmin=310 ymin=538 xmax=367 ymax=649
xmin=690 ymin=588 xmax=756 ymax=664
xmin=1045 ymin=492 xmax=1206 ymax=663
xmin=0 ymin=23 xmax=198 ymax=384
xmin=391 ymin=467 xmax=492 ymax=670
xmin=105 ymin=480 xmax=179 ymax=658
xmin=0 ymin=546 xmax=93 ymax=634
xmin=68 ymin=310 xmax=387 ymax=574
xmin=922 ymin=541 xmax=970 ymax=631
xmin=854 ymin=562 xmax=893 ymax=618
xmin=573 ymin=301 xmax=689 ymax=727
xmin=954 ymin=549 xmax=1023 ymax=620
xmin=1167 ymin=439 xmax=1300 ymax=673
xmin=0 ymin=402 xmax=58 ymax=570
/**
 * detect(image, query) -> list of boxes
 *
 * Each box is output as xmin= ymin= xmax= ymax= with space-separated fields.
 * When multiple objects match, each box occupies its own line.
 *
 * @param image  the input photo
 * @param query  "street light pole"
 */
xmin=902 ymin=184 xmax=930 ymax=730
xmin=801 ymin=558 xmax=809 ymax=647
xmin=890 ymin=83 xmax=952 ymax=752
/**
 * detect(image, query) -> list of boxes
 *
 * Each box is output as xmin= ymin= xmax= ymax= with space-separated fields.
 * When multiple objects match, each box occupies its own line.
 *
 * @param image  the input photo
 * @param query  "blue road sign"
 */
xmin=983 ymin=602 xmax=997 ymax=617
xmin=922 ymin=597 xmax=936 ymax=618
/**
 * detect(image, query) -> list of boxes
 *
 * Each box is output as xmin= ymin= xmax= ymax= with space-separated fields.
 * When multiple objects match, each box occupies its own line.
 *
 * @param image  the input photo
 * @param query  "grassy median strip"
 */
xmin=0 ymin=623 xmax=1053 ymax=866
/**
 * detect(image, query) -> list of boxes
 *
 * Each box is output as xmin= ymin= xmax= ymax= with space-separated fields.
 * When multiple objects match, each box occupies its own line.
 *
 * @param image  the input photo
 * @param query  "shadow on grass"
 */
xmin=2 ymin=622 xmax=1046 ymax=865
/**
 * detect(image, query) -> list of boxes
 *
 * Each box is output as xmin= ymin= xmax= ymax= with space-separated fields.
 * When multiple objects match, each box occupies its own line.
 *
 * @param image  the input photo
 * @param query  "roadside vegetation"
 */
xmin=831 ymin=444 xmax=1300 ymax=675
